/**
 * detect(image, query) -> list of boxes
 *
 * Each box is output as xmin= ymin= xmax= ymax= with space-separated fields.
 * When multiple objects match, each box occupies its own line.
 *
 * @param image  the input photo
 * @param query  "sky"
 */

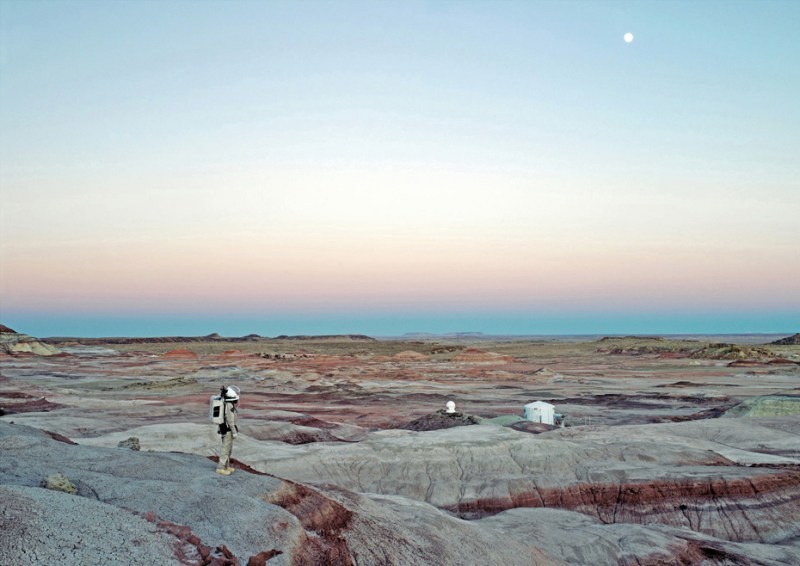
xmin=1 ymin=0 xmax=798 ymax=337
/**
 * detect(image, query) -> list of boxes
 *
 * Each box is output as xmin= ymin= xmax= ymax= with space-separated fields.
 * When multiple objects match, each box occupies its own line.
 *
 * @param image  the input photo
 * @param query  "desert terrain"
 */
xmin=2 ymin=326 xmax=800 ymax=565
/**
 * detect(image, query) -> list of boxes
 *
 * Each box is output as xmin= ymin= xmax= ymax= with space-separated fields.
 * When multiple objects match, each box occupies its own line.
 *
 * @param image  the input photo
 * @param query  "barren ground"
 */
xmin=2 ymin=334 xmax=799 ymax=564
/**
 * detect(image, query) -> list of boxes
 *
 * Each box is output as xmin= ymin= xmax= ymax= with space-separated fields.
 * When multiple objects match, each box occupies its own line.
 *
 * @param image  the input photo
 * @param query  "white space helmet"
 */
xmin=224 ymin=385 xmax=240 ymax=401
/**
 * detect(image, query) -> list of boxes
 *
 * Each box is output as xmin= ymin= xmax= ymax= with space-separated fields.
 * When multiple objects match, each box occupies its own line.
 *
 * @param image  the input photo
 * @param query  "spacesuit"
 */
xmin=215 ymin=388 xmax=239 ymax=475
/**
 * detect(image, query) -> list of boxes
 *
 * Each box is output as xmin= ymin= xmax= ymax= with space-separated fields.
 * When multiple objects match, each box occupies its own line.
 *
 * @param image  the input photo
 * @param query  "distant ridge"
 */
xmin=770 ymin=333 xmax=800 ymax=346
xmin=274 ymin=334 xmax=376 ymax=341
xmin=403 ymin=332 xmax=487 ymax=340
xmin=44 ymin=333 xmax=377 ymax=345
xmin=597 ymin=336 xmax=665 ymax=342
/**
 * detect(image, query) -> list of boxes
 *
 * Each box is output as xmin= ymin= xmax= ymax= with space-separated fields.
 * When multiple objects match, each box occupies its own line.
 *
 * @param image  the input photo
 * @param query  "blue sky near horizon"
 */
xmin=5 ymin=309 xmax=799 ymax=339
xmin=1 ymin=0 xmax=799 ymax=337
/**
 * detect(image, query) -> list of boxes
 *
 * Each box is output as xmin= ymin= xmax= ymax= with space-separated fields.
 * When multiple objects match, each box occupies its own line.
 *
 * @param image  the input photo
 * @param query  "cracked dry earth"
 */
xmin=1 ymin=336 xmax=800 ymax=564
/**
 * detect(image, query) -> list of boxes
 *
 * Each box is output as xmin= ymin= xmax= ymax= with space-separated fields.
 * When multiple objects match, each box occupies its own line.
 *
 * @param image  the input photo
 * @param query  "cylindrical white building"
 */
xmin=524 ymin=401 xmax=555 ymax=425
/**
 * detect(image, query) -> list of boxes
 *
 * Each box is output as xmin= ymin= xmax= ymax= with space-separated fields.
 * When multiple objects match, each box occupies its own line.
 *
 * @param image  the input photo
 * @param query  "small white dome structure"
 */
xmin=524 ymin=401 xmax=555 ymax=425
xmin=445 ymin=401 xmax=456 ymax=414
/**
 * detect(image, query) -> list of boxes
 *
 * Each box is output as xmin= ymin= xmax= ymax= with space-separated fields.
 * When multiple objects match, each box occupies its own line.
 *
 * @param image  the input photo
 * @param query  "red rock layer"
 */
xmin=264 ymin=480 xmax=354 ymax=565
xmin=0 ymin=391 xmax=64 ymax=415
xmin=448 ymin=470 xmax=800 ymax=543
xmin=140 ymin=510 xmax=284 ymax=566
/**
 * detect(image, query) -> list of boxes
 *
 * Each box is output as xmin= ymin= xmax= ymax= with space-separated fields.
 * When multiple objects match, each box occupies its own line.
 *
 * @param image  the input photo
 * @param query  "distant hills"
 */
xmin=42 ymin=333 xmax=377 ymax=345
xmin=402 ymin=332 xmax=488 ymax=339
xmin=771 ymin=333 xmax=800 ymax=345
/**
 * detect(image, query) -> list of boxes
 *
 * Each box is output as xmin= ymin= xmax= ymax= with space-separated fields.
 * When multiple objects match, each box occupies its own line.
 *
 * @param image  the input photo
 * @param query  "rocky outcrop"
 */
xmin=688 ymin=343 xmax=773 ymax=361
xmin=429 ymin=345 xmax=465 ymax=354
xmin=0 ymin=327 xmax=60 ymax=356
xmin=42 ymin=473 xmax=77 ymax=495
xmin=400 ymin=409 xmax=481 ymax=431
xmin=770 ymin=333 xmax=800 ymax=345
xmin=117 ymin=437 xmax=141 ymax=450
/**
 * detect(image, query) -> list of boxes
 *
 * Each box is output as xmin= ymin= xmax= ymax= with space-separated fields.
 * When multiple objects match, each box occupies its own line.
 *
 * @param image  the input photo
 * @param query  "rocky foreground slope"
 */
xmin=0 ymin=421 xmax=547 ymax=565
xmin=3 ymin=420 xmax=800 ymax=565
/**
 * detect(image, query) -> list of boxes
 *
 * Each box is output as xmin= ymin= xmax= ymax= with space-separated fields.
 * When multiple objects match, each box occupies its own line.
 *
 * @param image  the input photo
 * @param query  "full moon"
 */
xmin=624 ymin=32 xmax=634 ymax=43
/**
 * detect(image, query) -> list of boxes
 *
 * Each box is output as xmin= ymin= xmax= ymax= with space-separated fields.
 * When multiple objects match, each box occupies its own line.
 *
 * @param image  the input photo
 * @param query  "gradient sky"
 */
xmin=1 ymin=0 xmax=798 ymax=337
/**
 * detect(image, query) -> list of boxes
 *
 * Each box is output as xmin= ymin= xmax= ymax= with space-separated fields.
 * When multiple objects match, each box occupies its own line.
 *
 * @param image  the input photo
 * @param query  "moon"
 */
xmin=624 ymin=32 xmax=634 ymax=43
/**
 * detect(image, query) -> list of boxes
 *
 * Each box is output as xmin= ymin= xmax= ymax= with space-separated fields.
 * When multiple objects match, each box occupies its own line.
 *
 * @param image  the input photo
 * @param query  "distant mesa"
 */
xmin=597 ymin=336 xmax=665 ymax=342
xmin=273 ymin=334 xmax=377 ymax=342
xmin=770 ymin=333 xmax=800 ymax=346
xmin=44 ymin=332 xmax=376 ymax=345
xmin=0 ymin=325 xmax=60 ymax=356
xmin=403 ymin=332 xmax=487 ymax=340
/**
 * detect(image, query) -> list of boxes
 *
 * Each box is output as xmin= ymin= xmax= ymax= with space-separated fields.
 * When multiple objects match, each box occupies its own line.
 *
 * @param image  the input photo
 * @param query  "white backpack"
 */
xmin=209 ymin=395 xmax=225 ymax=424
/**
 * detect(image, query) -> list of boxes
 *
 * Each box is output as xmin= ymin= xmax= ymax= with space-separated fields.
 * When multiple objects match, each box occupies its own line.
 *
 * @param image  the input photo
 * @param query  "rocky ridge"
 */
xmin=771 ymin=333 xmax=800 ymax=346
xmin=0 ymin=325 xmax=60 ymax=356
xmin=44 ymin=334 xmax=377 ymax=346
xmin=597 ymin=337 xmax=780 ymax=361
xmin=400 ymin=409 xmax=482 ymax=431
